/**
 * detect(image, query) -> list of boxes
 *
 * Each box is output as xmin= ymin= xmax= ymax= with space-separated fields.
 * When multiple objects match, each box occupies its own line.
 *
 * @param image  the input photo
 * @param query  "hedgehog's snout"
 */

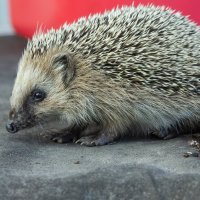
xmin=6 ymin=109 xmax=19 ymax=133
xmin=6 ymin=120 xmax=18 ymax=133
xmin=6 ymin=108 xmax=28 ymax=133
xmin=6 ymin=109 xmax=18 ymax=133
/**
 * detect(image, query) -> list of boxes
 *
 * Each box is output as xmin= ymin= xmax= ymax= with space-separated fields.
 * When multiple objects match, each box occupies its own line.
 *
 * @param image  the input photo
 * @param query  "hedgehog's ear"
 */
xmin=52 ymin=53 xmax=75 ymax=85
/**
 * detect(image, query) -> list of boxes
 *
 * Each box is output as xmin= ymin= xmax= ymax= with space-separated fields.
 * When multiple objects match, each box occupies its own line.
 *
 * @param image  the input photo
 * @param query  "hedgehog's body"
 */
xmin=7 ymin=5 xmax=200 ymax=146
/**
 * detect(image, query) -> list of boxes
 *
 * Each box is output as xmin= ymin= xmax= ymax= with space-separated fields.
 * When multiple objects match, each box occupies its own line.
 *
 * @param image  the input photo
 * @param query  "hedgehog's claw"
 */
xmin=75 ymin=134 xmax=116 ymax=147
xmin=75 ymin=135 xmax=96 ymax=146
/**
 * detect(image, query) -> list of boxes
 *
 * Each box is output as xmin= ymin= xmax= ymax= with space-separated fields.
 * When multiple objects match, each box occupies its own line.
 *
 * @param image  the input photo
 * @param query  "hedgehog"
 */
xmin=6 ymin=5 xmax=200 ymax=146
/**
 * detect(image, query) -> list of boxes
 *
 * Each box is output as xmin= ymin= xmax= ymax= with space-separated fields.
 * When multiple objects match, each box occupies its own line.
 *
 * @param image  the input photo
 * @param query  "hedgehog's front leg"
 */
xmin=75 ymin=134 xmax=117 ymax=146
xmin=41 ymin=128 xmax=78 ymax=143
xmin=75 ymin=125 xmax=118 ymax=146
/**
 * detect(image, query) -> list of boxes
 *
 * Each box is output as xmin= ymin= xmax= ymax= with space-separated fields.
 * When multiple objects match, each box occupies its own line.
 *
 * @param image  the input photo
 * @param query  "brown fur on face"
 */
xmin=9 ymin=47 xmax=76 ymax=130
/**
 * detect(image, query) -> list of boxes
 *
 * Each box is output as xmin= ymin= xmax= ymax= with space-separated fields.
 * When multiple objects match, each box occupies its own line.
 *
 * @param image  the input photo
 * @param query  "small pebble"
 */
xmin=183 ymin=153 xmax=190 ymax=158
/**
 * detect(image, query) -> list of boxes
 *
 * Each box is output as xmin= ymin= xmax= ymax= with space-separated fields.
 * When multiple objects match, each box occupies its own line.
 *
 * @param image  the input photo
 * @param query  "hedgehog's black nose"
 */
xmin=6 ymin=121 xmax=18 ymax=133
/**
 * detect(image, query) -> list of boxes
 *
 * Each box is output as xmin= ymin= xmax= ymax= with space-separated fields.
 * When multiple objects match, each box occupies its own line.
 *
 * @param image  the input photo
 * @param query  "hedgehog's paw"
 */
xmin=40 ymin=129 xmax=61 ymax=140
xmin=75 ymin=134 xmax=116 ymax=147
xmin=151 ymin=130 xmax=178 ymax=140
xmin=51 ymin=134 xmax=75 ymax=143
xmin=40 ymin=129 xmax=74 ymax=143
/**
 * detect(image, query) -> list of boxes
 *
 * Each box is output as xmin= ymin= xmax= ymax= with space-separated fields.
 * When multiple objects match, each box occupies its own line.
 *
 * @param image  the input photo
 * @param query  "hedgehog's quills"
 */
xmin=6 ymin=5 xmax=200 ymax=146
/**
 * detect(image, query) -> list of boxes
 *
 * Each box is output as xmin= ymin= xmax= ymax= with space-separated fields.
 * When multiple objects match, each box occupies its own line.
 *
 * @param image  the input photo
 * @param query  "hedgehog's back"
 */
xmin=27 ymin=5 xmax=200 ymax=96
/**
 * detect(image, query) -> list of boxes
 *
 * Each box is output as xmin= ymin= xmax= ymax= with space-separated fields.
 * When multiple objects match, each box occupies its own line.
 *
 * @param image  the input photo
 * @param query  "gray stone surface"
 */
xmin=0 ymin=36 xmax=200 ymax=200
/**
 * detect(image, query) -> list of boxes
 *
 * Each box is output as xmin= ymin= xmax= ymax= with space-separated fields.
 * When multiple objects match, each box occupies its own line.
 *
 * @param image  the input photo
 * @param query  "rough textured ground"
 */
xmin=0 ymin=36 xmax=200 ymax=200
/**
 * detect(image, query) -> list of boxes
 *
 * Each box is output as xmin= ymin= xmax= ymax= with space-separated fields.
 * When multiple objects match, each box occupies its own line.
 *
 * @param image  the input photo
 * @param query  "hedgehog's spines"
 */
xmin=26 ymin=5 xmax=200 ymax=96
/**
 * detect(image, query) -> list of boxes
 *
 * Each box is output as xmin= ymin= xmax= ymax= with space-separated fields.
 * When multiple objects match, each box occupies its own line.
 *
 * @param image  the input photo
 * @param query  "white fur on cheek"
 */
xmin=10 ymin=64 xmax=47 ymax=111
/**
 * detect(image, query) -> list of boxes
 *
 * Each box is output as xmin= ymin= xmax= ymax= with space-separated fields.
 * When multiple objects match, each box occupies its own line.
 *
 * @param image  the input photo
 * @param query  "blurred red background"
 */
xmin=9 ymin=0 xmax=200 ymax=38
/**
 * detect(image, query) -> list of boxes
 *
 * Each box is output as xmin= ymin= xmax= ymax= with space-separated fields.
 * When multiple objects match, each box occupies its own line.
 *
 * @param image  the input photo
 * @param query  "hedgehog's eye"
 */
xmin=31 ymin=89 xmax=46 ymax=102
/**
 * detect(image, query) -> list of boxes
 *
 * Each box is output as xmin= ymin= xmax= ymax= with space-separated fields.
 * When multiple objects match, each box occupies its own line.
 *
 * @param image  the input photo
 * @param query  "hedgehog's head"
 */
xmin=6 ymin=47 xmax=77 ymax=133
